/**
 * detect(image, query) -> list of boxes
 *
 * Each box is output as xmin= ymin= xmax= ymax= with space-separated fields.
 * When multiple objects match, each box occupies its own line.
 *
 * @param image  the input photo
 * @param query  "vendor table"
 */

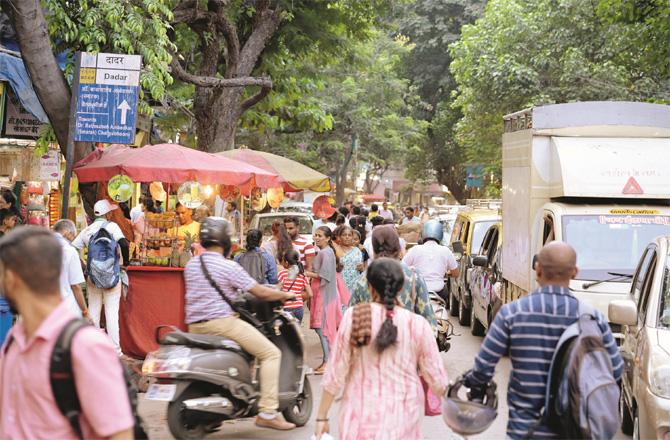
xmin=120 ymin=266 xmax=187 ymax=358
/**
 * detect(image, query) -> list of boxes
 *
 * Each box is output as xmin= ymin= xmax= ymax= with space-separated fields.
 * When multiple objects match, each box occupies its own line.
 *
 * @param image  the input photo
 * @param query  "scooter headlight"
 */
xmin=142 ymin=347 xmax=192 ymax=376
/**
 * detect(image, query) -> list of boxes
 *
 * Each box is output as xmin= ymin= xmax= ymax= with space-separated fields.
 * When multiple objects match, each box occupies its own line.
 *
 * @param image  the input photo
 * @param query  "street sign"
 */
xmin=73 ymin=52 xmax=142 ymax=144
xmin=3 ymin=86 xmax=46 ymax=138
xmin=466 ymin=165 xmax=484 ymax=189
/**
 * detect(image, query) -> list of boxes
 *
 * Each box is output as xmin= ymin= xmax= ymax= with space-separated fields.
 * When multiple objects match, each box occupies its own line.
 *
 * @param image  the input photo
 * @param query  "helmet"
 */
xmin=199 ymin=217 xmax=232 ymax=249
xmin=422 ymin=220 xmax=444 ymax=243
xmin=442 ymin=373 xmax=498 ymax=435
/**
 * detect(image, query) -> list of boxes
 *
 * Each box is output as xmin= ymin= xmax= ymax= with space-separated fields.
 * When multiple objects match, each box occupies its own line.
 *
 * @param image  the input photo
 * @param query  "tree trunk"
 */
xmin=437 ymin=167 xmax=468 ymax=204
xmin=3 ymin=0 xmax=71 ymax=156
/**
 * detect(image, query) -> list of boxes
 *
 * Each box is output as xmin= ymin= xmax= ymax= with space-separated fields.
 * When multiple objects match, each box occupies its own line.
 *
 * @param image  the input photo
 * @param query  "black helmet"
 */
xmin=442 ymin=373 xmax=498 ymax=435
xmin=199 ymin=217 xmax=232 ymax=251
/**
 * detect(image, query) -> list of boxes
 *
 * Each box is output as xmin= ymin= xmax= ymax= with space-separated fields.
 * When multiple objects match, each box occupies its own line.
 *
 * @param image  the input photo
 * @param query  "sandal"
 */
xmin=313 ymin=364 xmax=327 ymax=375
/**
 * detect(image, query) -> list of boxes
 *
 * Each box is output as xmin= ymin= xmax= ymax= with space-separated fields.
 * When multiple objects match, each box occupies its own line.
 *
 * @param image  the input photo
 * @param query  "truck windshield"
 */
xmin=563 ymin=215 xmax=670 ymax=281
xmin=471 ymin=221 xmax=497 ymax=256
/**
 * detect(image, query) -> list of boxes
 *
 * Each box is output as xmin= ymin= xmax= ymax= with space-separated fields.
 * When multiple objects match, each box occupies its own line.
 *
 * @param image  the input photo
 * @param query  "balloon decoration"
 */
xmin=219 ymin=184 xmax=241 ymax=202
xmin=107 ymin=174 xmax=134 ymax=202
xmin=267 ymin=187 xmax=285 ymax=209
xmin=150 ymin=181 xmax=167 ymax=201
xmin=312 ymin=195 xmax=336 ymax=219
xmin=249 ymin=187 xmax=267 ymax=211
xmin=177 ymin=181 xmax=204 ymax=209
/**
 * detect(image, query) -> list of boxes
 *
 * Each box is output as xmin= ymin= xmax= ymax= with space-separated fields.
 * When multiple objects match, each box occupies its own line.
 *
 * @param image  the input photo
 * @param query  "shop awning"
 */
xmin=217 ymin=147 xmax=331 ymax=192
xmin=73 ymin=143 xmax=279 ymax=186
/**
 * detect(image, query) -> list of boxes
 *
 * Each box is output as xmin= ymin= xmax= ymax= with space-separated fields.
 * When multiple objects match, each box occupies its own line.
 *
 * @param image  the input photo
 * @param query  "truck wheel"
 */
xmin=470 ymin=311 xmax=485 ymax=337
xmin=282 ymin=376 xmax=313 ymax=426
xmin=619 ymin=393 xmax=633 ymax=436
xmin=458 ymin=294 xmax=470 ymax=326
xmin=449 ymin=287 xmax=459 ymax=317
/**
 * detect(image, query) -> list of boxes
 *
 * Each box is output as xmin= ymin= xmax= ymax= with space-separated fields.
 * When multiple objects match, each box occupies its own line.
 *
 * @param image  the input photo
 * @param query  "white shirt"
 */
xmin=72 ymin=218 xmax=126 ymax=249
xmin=401 ymin=216 xmax=421 ymax=225
xmin=57 ymin=234 xmax=86 ymax=316
xmin=312 ymin=219 xmax=336 ymax=235
xmin=129 ymin=204 xmax=143 ymax=223
xmin=402 ymin=240 xmax=458 ymax=292
xmin=379 ymin=209 xmax=394 ymax=220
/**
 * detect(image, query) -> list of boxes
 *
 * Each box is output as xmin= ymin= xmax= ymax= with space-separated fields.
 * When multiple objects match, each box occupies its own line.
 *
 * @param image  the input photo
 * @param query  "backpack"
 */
xmin=3 ymin=319 xmax=147 ymax=439
xmin=86 ymin=222 xmax=120 ymax=289
xmin=530 ymin=302 xmax=619 ymax=439
xmin=238 ymin=249 xmax=267 ymax=284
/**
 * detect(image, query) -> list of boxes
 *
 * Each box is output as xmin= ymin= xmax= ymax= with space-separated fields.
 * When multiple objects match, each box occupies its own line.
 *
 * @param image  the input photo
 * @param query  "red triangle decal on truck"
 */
xmin=622 ymin=176 xmax=644 ymax=195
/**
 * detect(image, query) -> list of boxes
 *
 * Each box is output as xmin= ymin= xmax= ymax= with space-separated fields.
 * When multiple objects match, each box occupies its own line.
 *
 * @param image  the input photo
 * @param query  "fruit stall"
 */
xmin=73 ymin=143 xmax=279 ymax=358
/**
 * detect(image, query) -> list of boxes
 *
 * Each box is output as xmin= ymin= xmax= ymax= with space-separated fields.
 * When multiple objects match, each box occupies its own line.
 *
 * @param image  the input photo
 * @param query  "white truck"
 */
xmin=501 ymin=101 xmax=670 ymax=335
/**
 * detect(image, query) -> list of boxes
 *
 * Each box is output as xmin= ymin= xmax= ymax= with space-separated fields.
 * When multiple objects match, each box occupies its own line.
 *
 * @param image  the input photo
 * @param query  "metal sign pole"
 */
xmin=61 ymin=52 xmax=82 ymax=218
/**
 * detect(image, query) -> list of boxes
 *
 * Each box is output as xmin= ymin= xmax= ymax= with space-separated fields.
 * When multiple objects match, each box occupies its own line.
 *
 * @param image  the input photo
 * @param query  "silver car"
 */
xmin=609 ymin=235 xmax=670 ymax=440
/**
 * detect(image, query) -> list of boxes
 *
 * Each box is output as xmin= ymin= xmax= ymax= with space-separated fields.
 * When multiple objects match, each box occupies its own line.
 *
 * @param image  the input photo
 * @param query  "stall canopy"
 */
xmin=74 ymin=143 xmax=279 ymax=186
xmin=217 ymin=147 xmax=331 ymax=192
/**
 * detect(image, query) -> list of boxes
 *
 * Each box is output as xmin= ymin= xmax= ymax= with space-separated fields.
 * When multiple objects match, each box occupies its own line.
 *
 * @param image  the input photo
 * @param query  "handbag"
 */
xmin=422 ymin=377 xmax=442 ymax=416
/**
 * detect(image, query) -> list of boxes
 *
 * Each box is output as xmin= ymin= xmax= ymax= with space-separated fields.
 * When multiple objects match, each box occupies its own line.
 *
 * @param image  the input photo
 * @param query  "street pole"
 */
xmin=61 ymin=52 xmax=82 ymax=218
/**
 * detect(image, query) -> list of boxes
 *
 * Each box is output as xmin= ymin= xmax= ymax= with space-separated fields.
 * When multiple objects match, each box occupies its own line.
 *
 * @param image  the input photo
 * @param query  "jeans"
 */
xmin=189 ymin=315 xmax=281 ymax=414
xmin=315 ymin=328 xmax=330 ymax=363
xmin=87 ymin=281 xmax=122 ymax=353
xmin=287 ymin=307 xmax=304 ymax=323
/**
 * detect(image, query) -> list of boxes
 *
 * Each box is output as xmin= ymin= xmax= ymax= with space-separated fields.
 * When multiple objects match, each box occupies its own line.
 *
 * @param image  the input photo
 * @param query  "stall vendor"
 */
xmin=173 ymin=203 xmax=200 ymax=246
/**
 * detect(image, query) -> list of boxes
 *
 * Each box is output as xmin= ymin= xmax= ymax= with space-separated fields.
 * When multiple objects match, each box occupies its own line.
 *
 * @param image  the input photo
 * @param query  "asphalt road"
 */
xmin=139 ymin=309 xmax=631 ymax=440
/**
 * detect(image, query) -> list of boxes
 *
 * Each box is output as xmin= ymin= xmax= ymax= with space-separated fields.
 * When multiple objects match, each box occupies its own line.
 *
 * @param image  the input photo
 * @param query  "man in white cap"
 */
xmin=72 ymin=200 xmax=129 ymax=354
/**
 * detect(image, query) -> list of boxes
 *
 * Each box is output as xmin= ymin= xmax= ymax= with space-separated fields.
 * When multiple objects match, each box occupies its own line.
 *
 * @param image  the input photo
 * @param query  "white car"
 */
xmin=249 ymin=212 xmax=314 ymax=243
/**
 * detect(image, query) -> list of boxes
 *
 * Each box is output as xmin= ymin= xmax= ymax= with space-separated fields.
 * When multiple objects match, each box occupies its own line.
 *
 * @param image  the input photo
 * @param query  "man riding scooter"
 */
xmin=184 ymin=217 xmax=297 ymax=431
xmin=403 ymin=220 xmax=459 ymax=351
xmin=403 ymin=220 xmax=459 ymax=301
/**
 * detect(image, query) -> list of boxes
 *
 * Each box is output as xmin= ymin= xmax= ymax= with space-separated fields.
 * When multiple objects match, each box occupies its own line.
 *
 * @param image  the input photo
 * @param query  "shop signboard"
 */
xmin=2 ymin=86 xmax=46 ymax=139
xmin=73 ymin=52 xmax=141 ymax=144
xmin=39 ymin=150 xmax=61 ymax=181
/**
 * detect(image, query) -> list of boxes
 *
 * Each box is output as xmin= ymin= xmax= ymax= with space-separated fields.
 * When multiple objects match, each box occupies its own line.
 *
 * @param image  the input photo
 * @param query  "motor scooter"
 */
xmin=429 ymin=292 xmax=455 ymax=352
xmin=142 ymin=295 xmax=312 ymax=439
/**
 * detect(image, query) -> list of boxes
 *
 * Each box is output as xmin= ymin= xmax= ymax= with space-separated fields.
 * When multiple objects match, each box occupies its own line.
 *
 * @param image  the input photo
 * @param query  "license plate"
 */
xmin=146 ymin=384 xmax=177 ymax=401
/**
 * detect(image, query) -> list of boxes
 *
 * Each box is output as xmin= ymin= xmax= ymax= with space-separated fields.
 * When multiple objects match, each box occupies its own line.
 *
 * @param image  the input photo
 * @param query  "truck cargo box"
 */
xmin=502 ymin=101 xmax=670 ymax=293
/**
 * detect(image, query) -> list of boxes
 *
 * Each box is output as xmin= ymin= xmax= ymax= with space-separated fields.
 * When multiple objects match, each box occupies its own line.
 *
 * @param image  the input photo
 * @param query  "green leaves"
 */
xmin=446 ymin=0 xmax=670 ymax=193
xmin=42 ymin=0 xmax=174 ymax=106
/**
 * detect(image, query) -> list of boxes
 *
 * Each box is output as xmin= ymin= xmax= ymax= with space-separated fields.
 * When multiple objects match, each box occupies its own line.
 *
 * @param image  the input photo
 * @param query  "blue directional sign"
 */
xmin=73 ymin=52 xmax=142 ymax=144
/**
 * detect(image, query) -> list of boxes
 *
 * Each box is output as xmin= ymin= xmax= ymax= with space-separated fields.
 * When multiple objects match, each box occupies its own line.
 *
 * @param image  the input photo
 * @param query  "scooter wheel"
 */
xmin=282 ymin=376 xmax=313 ymax=426
xmin=168 ymin=385 xmax=221 ymax=440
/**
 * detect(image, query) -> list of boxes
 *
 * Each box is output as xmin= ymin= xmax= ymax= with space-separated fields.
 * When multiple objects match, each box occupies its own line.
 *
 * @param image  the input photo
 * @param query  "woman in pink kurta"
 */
xmin=315 ymin=258 xmax=448 ymax=440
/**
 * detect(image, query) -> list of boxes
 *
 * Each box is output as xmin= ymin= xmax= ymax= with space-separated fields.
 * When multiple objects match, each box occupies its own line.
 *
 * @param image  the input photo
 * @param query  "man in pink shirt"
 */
xmin=0 ymin=227 xmax=134 ymax=439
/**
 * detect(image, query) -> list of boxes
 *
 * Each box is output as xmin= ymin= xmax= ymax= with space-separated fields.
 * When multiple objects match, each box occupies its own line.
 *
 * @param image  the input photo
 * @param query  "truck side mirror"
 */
xmin=472 ymin=256 xmax=488 ymax=267
xmin=452 ymin=241 xmax=464 ymax=254
xmin=609 ymin=300 xmax=637 ymax=326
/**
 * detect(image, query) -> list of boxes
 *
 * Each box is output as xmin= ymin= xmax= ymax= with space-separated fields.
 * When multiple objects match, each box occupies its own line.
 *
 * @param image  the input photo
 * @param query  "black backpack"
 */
xmin=5 ymin=319 xmax=147 ymax=439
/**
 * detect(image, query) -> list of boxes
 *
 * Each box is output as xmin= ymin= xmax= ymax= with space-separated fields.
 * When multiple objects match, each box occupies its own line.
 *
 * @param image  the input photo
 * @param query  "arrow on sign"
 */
xmin=117 ymin=100 xmax=131 ymax=125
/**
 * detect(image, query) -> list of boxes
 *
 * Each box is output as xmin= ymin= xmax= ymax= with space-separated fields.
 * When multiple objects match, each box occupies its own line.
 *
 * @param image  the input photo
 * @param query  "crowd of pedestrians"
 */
xmin=0 ymin=195 xmax=626 ymax=440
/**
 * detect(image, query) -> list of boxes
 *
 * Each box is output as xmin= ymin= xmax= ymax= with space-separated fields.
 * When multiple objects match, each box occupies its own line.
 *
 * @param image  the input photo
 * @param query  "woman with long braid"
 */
xmin=314 ymin=258 xmax=448 ymax=439
xmin=306 ymin=226 xmax=349 ymax=374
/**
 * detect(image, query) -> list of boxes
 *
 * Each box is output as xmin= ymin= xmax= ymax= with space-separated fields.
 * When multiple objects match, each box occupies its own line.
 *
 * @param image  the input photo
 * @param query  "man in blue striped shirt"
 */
xmin=464 ymin=242 xmax=624 ymax=439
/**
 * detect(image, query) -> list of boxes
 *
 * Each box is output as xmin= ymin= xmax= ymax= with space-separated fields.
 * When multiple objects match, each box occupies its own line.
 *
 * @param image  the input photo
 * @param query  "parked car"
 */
xmin=469 ymin=222 xmax=503 ymax=336
xmin=609 ymin=235 xmax=670 ymax=440
xmin=448 ymin=200 xmax=501 ymax=326
xmin=249 ymin=212 xmax=314 ymax=243
xmin=278 ymin=201 xmax=314 ymax=216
